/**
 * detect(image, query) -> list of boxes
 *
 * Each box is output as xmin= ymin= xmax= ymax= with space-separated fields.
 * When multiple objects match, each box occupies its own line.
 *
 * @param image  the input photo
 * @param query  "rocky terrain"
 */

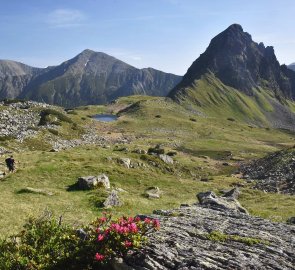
xmin=0 ymin=100 xmax=50 ymax=142
xmin=240 ymin=147 xmax=295 ymax=195
xmin=117 ymin=189 xmax=295 ymax=270
xmin=0 ymin=50 xmax=181 ymax=107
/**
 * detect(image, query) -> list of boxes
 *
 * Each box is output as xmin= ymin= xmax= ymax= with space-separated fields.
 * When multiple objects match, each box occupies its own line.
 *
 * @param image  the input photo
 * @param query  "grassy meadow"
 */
xmin=0 ymin=95 xmax=295 ymax=237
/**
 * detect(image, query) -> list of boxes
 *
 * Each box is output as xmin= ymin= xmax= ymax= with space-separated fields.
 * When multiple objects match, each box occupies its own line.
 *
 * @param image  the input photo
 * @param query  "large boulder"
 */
xmin=197 ymin=188 xmax=248 ymax=214
xmin=77 ymin=174 xmax=110 ymax=190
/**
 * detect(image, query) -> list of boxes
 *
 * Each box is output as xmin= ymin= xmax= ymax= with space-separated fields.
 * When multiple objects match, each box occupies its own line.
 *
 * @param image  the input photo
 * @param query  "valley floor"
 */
xmin=0 ymin=96 xmax=294 ymax=237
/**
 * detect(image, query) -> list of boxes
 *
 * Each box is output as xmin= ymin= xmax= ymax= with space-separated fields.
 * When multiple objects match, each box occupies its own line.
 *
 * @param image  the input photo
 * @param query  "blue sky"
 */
xmin=0 ymin=0 xmax=294 ymax=75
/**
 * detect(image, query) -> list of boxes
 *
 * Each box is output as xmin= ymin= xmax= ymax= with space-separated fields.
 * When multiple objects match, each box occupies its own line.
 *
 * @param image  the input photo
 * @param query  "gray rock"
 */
xmin=97 ymin=174 xmax=110 ymax=189
xmin=118 ymin=158 xmax=131 ymax=169
xmin=145 ymin=186 xmax=162 ymax=199
xmin=197 ymin=190 xmax=248 ymax=214
xmin=222 ymin=187 xmax=240 ymax=199
xmin=78 ymin=176 xmax=98 ymax=190
xmin=103 ymin=190 xmax=122 ymax=208
xmin=77 ymin=174 xmax=110 ymax=190
xmin=159 ymin=154 xmax=173 ymax=164
xmin=123 ymin=191 xmax=295 ymax=269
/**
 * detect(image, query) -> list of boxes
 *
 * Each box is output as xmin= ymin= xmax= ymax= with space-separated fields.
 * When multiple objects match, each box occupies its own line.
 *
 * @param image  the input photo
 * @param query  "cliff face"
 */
xmin=118 ymin=190 xmax=295 ymax=270
xmin=170 ymin=24 xmax=295 ymax=100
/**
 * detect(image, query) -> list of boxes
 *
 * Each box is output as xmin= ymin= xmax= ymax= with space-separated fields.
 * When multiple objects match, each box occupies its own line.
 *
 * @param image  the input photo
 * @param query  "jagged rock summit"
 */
xmin=170 ymin=24 xmax=295 ymax=99
xmin=118 ymin=190 xmax=295 ymax=270
xmin=0 ymin=50 xmax=181 ymax=107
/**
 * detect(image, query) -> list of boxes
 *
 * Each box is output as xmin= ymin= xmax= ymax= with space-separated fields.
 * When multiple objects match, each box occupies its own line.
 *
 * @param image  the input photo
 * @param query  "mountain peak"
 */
xmin=170 ymin=24 xmax=295 ymax=99
xmin=225 ymin=23 xmax=243 ymax=33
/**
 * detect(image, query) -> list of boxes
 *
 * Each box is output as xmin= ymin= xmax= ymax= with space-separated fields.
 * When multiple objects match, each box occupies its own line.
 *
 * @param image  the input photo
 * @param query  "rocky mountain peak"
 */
xmin=170 ymin=24 xmax=295 ymax=100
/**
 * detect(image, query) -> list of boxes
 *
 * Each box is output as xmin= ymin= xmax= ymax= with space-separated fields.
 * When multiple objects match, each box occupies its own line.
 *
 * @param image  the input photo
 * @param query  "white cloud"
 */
xmin=47 ymin=9 xmax=86 ymax=28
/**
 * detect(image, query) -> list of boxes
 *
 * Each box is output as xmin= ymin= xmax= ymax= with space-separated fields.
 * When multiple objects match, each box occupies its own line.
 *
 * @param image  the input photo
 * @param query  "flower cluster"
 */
xmin=93 ymin=213 xmax=160 ymax=263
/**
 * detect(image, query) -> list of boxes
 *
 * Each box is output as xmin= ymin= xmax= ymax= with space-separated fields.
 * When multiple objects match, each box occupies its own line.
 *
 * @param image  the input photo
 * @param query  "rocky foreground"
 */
xmin=114 ymin=189 xmax=295 ymax=270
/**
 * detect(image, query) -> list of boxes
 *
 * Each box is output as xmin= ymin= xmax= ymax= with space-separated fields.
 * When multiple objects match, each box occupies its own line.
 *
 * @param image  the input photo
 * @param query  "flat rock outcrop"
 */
xmin=119 ymin=190 xmax=295 ymax=270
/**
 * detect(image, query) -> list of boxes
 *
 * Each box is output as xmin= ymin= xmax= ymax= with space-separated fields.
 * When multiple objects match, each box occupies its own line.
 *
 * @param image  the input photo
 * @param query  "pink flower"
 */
xmin=127 ymin=217 xmax=134 ymax=223
xmin=124 ymin=240 xmax=132 ymax=247
xmin=98 ymin=217 xmax=107 ymax=223
xmin=97 ymin=234 xmax=104 ymax=241
xmin=144 ymin=218 xmax=151 ymax=224
xmin=135 ymin=216 xmax=141 ymax=222
xmin=128 ymin=222 xmax=138 ymax=233
xmin=153 ymin=219 xmax=160 ymax=229
xmin=95 ymin=253 xmax=105 ymax=261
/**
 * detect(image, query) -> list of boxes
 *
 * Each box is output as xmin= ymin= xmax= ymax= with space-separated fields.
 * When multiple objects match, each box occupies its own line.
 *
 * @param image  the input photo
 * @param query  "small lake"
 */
xmin=93 ymin=114 xmax=118 ymax=122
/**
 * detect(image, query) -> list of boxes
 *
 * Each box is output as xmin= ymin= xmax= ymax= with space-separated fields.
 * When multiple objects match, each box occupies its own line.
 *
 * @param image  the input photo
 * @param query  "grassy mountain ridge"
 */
xmin=0 ymin=50 xmax=181 ymax=106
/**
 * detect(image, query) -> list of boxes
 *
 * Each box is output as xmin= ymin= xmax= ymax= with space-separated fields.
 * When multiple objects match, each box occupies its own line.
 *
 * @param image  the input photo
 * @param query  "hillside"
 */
xmin=0 ymin=60 xmax=43 ymax=99
xmin=169 ymin=24 xmax=295 ymax=130
xmin=0 ymin=50 xmax=181 ymax=107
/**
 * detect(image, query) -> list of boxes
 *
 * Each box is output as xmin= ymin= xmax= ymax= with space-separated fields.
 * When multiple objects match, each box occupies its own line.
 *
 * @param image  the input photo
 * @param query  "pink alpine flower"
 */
xmin=153 ymin=219 xmax=160 ymax=230
xmin=95 ymin=253 xmax=105 ymax=261
xmin=97 ymin=234 xmax=104 ymax=241
xmin=124 ymin=240 xmax=132 ymax=247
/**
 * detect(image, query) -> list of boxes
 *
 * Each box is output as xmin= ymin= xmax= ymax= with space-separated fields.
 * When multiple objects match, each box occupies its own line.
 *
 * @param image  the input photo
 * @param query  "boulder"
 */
xmin=78 ymin=176 xmax=98 ymax=190
xmin=78 ymin=174 xmax=110 ymax=190
xmin=197 ymin=190 xmax=248 ymax=214
xmin=159 ymin=154 xmax=173 ymax=164
xmin=145 ymin=186 xmax=162 ymax=199
xmin=97 ymin=174 xmax=110 ymax=189
xmin=103 ymin=190 xmax=122 ymax=208
xmin=118 ymin=158 xmax=131 ymax=169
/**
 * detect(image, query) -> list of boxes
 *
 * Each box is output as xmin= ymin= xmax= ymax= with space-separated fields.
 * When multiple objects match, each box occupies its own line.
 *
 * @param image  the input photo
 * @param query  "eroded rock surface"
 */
xmin=120 ymin=191 xmax=295 ymax=270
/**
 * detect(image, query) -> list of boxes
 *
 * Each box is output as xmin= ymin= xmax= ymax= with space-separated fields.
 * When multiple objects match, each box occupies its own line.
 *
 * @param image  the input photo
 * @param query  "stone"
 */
xmin=78 ymin=176 xmax=98 ymax=190
xmin=118 ymin=158 xmax=131 ymax=169
xmin=103 ymin=190 xmax=122 ymax=208
xmin=0 ymin=171 xmax=5 ymax=178
xmin=197 ymin=190 xmax=248 ymax=214
xmin=77 ymin=174 xmax=110 ymax=190
xmin=222 ymin=187 xmax=240 ymax=200
xmin=145 ymin=186 xmax=162 ymax=199
xmin=122 ymin=191 xmax=294 ymax=269
xmin=97 ymin=174 xmax=110 ymax=189
xmin=159 ymin=154 xmax=173 ymax=164
xmin=287 ymin=216 xmax=295 ymax=225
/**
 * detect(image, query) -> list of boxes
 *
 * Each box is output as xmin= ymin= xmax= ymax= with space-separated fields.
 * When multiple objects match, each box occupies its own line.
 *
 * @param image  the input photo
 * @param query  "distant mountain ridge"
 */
xmin=289 ymin=63 xmax=295 ymax=72
xmin=0 ymin=50 xmax=181 ymax=107
xmin=169 ymin=24 xmax=295 ymax=130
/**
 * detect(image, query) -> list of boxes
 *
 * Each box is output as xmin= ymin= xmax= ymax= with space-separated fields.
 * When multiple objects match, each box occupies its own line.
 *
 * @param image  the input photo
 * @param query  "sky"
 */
xmin=0 ymin=0 xmax=294 ymax=75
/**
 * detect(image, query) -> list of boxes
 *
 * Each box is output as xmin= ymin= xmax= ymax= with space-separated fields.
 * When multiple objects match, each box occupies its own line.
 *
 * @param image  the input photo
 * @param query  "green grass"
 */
xmin=0 ymin=95 xmax=295 ymax=237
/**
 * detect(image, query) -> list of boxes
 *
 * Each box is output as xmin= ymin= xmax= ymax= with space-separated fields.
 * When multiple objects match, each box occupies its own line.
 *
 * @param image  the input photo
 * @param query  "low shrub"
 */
xmin=0 ymin=212 xmax=160 ymax=269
